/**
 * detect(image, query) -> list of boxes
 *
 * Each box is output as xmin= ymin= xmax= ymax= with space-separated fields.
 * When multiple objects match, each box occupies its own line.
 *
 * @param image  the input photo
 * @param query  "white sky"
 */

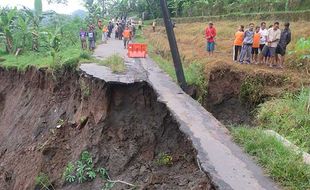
xmin=0 ymin=0 xmax=86 ymax=14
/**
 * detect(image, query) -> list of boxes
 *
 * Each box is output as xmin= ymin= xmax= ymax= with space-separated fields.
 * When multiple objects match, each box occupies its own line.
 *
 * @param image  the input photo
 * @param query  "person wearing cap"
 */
xmin=205 ymin=22 xmax=217 ymax=56
xmin=276 ymin=22 xmax=291 ymax=68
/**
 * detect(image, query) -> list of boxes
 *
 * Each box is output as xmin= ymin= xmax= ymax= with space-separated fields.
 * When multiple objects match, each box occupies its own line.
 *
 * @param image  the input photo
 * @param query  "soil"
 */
xmin=203 ymin=63 xmax=303 ymax=125
xmin=0 ymin=67 xmax=214 ymax=190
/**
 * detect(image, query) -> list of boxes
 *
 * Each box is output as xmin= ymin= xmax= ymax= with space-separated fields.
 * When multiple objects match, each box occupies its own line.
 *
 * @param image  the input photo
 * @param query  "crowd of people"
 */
xmin=205 ymin=21 xmax=291 ymax=68
xmin=79 ymin=17 xmax=142 ymax=51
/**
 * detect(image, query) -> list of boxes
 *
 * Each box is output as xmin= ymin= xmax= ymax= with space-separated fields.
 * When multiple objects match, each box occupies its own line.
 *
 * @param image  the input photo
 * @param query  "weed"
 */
xmin=98 ymin=54 xmax=126 ymax=73
xmin=79 ymin=51 xmax=92 ymax=60
xmin=231 ymin=127 xmax=310 ymax=190
xmin=96 ymin=167 xmax=108 ymax=179
xmin=35 ymin=172 xmax=55 ymax=190
xmin=256 ymin=88 xmax=310 ymax=152
xmin=56 ymin=119 xmax=64 ymax=126
xmin=63 ymin=150 xmax=135 ymax=189
xmin=79 ymin=79 xmax=90 ymax=98
xmin=156 ymin=153 xmax=173 ymax=166
xmin=102 ymin=181 xmax=115 ymax=190
xmin=63 ymin=162 xmax=76 ymax=183
xmin=239 ymin=76 xmax=264 ymax=108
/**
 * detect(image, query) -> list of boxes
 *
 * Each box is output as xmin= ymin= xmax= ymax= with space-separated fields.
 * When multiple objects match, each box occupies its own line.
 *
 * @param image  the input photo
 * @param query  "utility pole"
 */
xmin=159 ymin=0 xmax=187 ymax=90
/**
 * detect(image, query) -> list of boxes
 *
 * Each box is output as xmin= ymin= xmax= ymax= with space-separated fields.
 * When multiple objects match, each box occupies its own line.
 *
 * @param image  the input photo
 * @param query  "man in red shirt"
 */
xmin=205 ymin=22 xmax=217 ymax=56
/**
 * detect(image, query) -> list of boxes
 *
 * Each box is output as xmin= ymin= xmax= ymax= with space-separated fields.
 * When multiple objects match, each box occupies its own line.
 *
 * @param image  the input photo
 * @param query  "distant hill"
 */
xmin=72 ymin=9 xmax=87 ymax=18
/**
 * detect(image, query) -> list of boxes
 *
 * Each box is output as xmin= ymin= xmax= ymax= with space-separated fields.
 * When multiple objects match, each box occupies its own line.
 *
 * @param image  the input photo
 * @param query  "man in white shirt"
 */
xmin=262 ymin=22 xmax=281 ymax=67
xmin=259 ymin=22 xmax=268 ymax=64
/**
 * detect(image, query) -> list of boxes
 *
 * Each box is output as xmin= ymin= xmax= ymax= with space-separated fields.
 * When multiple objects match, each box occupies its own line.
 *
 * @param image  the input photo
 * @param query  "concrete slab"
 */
xmin=80 ymin=38 xmax=280 ymax=190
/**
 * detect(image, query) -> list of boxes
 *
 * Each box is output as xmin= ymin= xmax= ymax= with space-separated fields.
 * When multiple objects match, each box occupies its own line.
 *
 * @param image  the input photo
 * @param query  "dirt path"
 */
xmin=80 ymin=38 xmax=279 ymax=190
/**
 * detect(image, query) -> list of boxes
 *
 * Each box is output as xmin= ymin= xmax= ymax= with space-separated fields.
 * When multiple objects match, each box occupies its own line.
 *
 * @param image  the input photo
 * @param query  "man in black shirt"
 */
xmin=276 ymin=22 xmax=291 ymax=68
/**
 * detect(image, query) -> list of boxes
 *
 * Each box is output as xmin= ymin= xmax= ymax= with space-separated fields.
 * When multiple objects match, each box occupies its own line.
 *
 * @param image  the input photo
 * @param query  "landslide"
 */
xmin=0 ymin=67 xmax=213 ymax=190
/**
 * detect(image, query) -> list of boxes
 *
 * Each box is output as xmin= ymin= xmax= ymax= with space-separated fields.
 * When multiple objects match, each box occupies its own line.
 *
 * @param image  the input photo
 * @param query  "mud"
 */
xmin=0 ymin=67 xmax=213 ymax=190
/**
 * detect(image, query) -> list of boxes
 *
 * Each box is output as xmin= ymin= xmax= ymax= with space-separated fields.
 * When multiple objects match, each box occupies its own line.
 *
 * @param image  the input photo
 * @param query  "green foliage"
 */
xmin=231 ymin=127 xmax=310 ymax=190
xmin=240 ymin=76 xmax=264 ymax=108
xmin=63 ymin=162 xmax=76 ymax=183
xmin=34 ymin=0 xmax=43 ymax=17
xmin=156 ymin=153 xmax=173 ymax=166
xmin=0 ymin=4 xmax=89 ymax=72
xmin=256 ymin=88 xmax=310 ymax=153
xmin=288 ymin=38 xmax=310 ymax=71
xmin=62 ymin=150 xmax=133 ymax=189
xmin=185 ymin=61 xmax=208 ymax=102
xmin=96 ymin=167 xmax=109 ymax=179
xmin=102 ymin=181 xmax=115 ymax=190
xmin=79 ymin=51 xmax=92 ymax=60
xmin=35 ymin=172 xmax=55 ymax=190
xmin=108 ymin=0 xmax=310 ymax=19
xmin=63 ymin=151 xmax=97 ymax=184
xmin=99 ymin=54 xmax=126 ymax=73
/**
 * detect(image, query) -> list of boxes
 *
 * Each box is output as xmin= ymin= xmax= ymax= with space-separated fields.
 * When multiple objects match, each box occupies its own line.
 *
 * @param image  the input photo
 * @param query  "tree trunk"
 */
xmin=5 ymin=36 xmax=13 ymax=53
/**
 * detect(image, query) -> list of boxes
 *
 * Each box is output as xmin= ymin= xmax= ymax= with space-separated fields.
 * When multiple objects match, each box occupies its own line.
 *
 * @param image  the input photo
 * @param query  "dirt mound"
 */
xmin=0 ymin=67 xmax=213 ymax=190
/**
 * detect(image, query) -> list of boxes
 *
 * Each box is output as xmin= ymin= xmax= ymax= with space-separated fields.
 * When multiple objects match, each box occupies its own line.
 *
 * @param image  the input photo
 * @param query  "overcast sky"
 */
xmin=0 ymin=0 xmax=86 ymax=14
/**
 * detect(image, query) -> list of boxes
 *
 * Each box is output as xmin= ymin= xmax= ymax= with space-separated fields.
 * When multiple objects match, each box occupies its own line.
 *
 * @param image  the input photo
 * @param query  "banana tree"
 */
xmin=14 ymin=13 xmax=31 ymax=50
xmin=0 ymin=8 xmax=17 ymax=53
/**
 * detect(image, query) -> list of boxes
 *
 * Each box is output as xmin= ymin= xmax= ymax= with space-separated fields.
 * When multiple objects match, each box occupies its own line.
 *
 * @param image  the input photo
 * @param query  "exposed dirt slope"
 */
xmin=0 ymin=67 xmax=213 ymax=190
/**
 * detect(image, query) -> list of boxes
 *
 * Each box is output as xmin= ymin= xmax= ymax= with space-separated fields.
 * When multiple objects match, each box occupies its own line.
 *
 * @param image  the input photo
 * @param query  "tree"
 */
xmin=0 ymin=8 xmax=17 ymax=53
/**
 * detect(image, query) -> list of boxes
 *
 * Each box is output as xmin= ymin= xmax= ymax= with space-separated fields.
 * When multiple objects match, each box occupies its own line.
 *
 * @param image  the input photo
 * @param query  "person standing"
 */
xmin=152 ymin=20 xmax=156 ymax=32
xmin=115 ymin=23 xmax=119 ymax=39
xmin=233 ymin=25 xmax=244 ymax=62
xmin=262 ymin=22 xmax=281 ymax=67
xmin=88 ymin=27 xmax=96 ymax=51
xmin=107 ymin=21 xmax=113 ymax=38
xmin=259 ymin=22 xmax=268 ymax=64
xmin=252 ymin=26 xmax=261 ymax=64
xmin=122 ymin=26 xmax=131 ymax=49
xmin=118 ymin=24 xmax=124 ymax=40
xmin=79 ymin=28 xmax=87 ymax=50
xmin=239 ymin=23 xmax=255 ymax=64
xmin=138 ymin=19 xmax=143 ymax=30
xmin=276 ymin=22 xmax=291 ymax=68
xmin=205 ymin=22 xmax=217 ymax=56
xmin=102 ymin=25 xmax=108 ymax=44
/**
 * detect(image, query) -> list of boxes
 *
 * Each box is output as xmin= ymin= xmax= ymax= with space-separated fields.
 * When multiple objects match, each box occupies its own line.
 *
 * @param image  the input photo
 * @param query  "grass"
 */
xmin=143 ymin=19 xmax=310 ymax=105
xmin=98 ymin=54 xmax=126 ymax=73
xmin=231 ymin=127 xmax=310 ymax=190
xmin=35 ymin=172 xmax=55 ymax=190
xmin=143 ymin=19 xmax=310 ymax=80
xmin=256 ymin=88 xmax=310 ymax=153
xmin=136 ymin=30 xmax=207 ymax=98
xmin=0 ymin=45 xmax=92 ymax=71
